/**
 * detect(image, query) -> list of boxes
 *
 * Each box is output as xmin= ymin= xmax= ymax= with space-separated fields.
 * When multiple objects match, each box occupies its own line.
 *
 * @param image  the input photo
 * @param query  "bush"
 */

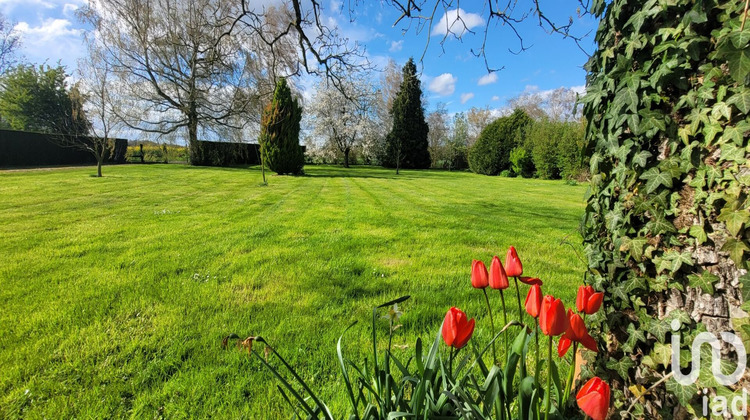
xmin=468 ymin=109 xmax=531 ymax=175
xmin=526 ymin=119 xmax=586 ymax=180
xmin=509 ymin=146 xmax=533 ymax=178
xmin=499 ymin=169 xmax=514 ymax=178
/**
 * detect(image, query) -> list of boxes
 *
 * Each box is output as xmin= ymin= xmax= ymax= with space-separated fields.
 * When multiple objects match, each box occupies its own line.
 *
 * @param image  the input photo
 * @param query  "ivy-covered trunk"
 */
xmin=580 ymin=0 xmax=749 ymax=418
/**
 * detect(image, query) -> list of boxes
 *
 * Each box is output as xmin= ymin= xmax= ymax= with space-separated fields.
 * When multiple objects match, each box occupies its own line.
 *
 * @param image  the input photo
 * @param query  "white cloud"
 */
xmin=428 ymin=73 xmax=457 ymax=96
xmin=62 ymin=3 xmax=79 ymax=16
xmin=491 ymin=95 xmax=500 ymax=101
xmin=570 ymin=85 xmax=586 ymax=94
xmin=432 ymin=8 xmax=483 ymax=37
xmin=389 ymin=40 xmax=403 ymax=52
xmin=478 ymin=72 xmax=497 ymax=86
xmin=13 ymin=18 xmax=85 ymax=68
xmin=460 ymin=92 xmax=474 ymax=104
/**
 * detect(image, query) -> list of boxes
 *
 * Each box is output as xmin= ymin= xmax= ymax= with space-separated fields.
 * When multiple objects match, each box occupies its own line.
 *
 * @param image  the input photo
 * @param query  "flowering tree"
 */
xmin=309 ymin=74 xmax=376 ymax=168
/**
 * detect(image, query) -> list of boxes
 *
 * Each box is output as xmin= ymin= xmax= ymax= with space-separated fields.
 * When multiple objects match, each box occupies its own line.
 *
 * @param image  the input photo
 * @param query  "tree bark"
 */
xmin=344 ymin=148 xmax=350 ymax=168
xmin=187 ymin=111 xmax=199 ymax=165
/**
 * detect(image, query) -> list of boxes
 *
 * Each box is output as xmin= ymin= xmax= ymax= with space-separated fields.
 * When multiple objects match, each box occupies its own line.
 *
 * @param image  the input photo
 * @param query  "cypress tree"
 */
xmin=259 ymin=78 xmax=304 ymax=175
xmin=384 ymin=58 xmax=430 ymax=171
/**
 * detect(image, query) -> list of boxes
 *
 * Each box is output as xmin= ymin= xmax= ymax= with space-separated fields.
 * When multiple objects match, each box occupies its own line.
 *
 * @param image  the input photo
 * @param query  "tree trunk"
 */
xmin=187 ymin=112 xmax=199 ymax=165
xmin=344 ymin=148 xmax=350 ymax=168
xmin=96 ymin=155 xmax=103 ymax=177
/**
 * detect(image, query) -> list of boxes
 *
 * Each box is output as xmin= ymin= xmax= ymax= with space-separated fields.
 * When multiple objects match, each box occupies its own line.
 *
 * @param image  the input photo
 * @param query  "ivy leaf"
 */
xmin=665 ymin=309 xmax=691 ymax=326
xmin=729 ymin=28 xmax=750 ymax=49
xmin=702 ymin=122 xmax=723 ymax=145
xmin=632 ymin=150 xmax=652 ymax=167
xmin=622 ymin=323 xmax=647 ymax=353
xmin=621 ymin=236 xmax=648 ymax=261
xmin=646 ymin=318 xmax=671 ymax=343
xmin=687 ymin=271 xmax=719 ymax=295
xmin=688 ymin=224 xmax=708 ymax=245
xmin=650 ymin=343 xmax=673 ymax=368
xmin=726 ymin=89 xmax=750 ymax=114
xmin=722 ymin=125 xmax=744 ymax=145
xmin=720 ymin=144 xmax=746 ymax=163
xmin=740 ymin=272 xmax=750 ymax=303
xmin=724 ymin=46 xmax=750 ymax=84
xmin=666 ymin=377 xmax=697 ymax=407
xmin=647 ymin=214 xmax=676 ymax=235
xmin=670 ymin=251 xmax=694 ymax=272
xmin=717 ymin=206 xmax=750 ymax=236
xmin=607 ymin=356 xmax=635 ymax=379
xmin=721 ymin=238 xmax=748 ymax=267
xmin=648 ymin=275 xmax=669 ymax=293
xmin=640 ymin=167 xmax=673 ymax=193
xmin=711 ymin=102 xmax=732 ymax=121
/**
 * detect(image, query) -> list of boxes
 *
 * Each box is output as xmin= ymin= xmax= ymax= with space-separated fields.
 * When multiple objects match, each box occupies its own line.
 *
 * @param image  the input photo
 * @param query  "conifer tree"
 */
xmin=259 ymin=78 xmax=304 ymax=175
xmin=384 ymin=58 xmax=430 ymax=172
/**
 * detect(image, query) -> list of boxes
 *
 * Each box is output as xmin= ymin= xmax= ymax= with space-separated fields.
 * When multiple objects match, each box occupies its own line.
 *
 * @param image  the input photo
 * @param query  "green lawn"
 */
xmin=0 ymin=164 xmax=587 ymax=418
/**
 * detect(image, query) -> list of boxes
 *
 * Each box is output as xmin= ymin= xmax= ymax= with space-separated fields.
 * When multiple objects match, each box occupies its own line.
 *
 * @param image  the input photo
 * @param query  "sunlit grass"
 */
xmin=0 ymin=164 xmax=587 ymax=418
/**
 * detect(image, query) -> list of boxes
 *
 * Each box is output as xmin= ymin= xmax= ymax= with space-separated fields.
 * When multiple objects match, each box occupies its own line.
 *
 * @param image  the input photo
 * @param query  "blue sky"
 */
xmin=2 ymin=0 xmax=598 ymax=116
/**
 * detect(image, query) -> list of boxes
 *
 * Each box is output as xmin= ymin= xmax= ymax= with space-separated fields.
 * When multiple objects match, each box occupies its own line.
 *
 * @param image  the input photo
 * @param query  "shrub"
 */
xmin=259 ymin=78 xmax=304 ymax=175
xmin=509 ymin=146 xmax=534 ymax=178
xmin=526 ymin=119 xmax=586 ymax=180
xmin=499 ymin=169 xmax=514 ymax=178
xmin=468 ymin=109 xmax=531 ymax=175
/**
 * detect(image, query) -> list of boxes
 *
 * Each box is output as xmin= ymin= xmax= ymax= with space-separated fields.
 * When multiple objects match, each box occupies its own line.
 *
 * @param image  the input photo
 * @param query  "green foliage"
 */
xmin=581 ymin=0 xmax=749 ymax=416
xmin=384 ymin=58 xmax=431 ymax=169
xmin=526 ymin=119 xmax=587 ymax=180
xmin=259 ymin=78 xmax=304 ymax=175
xmin=0 ymin=63 xmax=89 ymax=135
xmin=468 ymin=109 xmax=532 ymax=175
xmin=509 ymin=146 xmax=533 ymax=178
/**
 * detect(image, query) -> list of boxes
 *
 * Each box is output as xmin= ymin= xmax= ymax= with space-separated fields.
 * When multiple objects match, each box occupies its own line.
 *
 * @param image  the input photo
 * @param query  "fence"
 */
xmin=0 ymin=129 xmax=128 ymax=167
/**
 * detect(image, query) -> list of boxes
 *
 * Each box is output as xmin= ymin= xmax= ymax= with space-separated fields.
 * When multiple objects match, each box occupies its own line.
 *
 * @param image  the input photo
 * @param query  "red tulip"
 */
xmin=504 ymin=246 xmax=523 ymax=277
xmin=576 ymin=377 xmax=610 ymax=420
xmin=489 ymin=256 xmax=509 ymax=290
xmin=525 ymin=284 xmax=542 ymax=318
xmin=539 ymin=295 xmax=569 ymax=336
xmin=576 ymin=285 xmax=604 ymax=315
xmin=558 ymin=309 xmax=598 ymax=357
xmin=442 ymin=307 xmax=475 ymax=349
xmin=471 ymin=260 xmax=489 ymax=289
xmin=519 ymin=276 xmax=543 ymax=286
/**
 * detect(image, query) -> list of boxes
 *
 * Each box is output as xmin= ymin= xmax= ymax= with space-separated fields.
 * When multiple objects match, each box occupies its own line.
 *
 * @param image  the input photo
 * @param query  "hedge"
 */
xmin=0 ymin=129 xmax=127 ymax=167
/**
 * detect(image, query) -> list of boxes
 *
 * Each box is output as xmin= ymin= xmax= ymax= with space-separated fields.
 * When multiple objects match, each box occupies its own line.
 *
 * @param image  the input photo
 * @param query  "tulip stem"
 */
xmin=449 ymin=347 xmax=455 ymax=378
xmin=513 ymin=277 xmax=524 ymax=326
xmin=499 ymin=290 xmax=508 ymax=365
xmin=563 ymin=341 xmax=578 ymax=407
xmin=534 ymin=322 xmax=540 ymax=388
xmin=482 ymin=288 xmax=497 ymax=364
xmin=545 ymin=335 xmax=553 ymax=420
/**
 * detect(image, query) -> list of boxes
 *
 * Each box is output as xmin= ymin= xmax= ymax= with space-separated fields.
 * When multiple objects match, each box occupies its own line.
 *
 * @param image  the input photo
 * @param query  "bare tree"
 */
xmin=507 ymin=91 xmax=547 ymax=120
xmin=0 ymin=12 xmax=21 ymax=74
xmin=507 ymin=87 xmax=581 ymax=121
xmin=466 ymin=106 xmax=492 ymax=146
xmin=426 ymin=103 xmax=449 ymax=167
xmin=545 ymin=87 xmax=580 ymax=121
xmin=309 ymin=73 xmax=375 ymax=168
xmin=77 ymin=48 xmax=123 ymax=177
xmin=80 ymin=0 xmax=367 ymax=165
